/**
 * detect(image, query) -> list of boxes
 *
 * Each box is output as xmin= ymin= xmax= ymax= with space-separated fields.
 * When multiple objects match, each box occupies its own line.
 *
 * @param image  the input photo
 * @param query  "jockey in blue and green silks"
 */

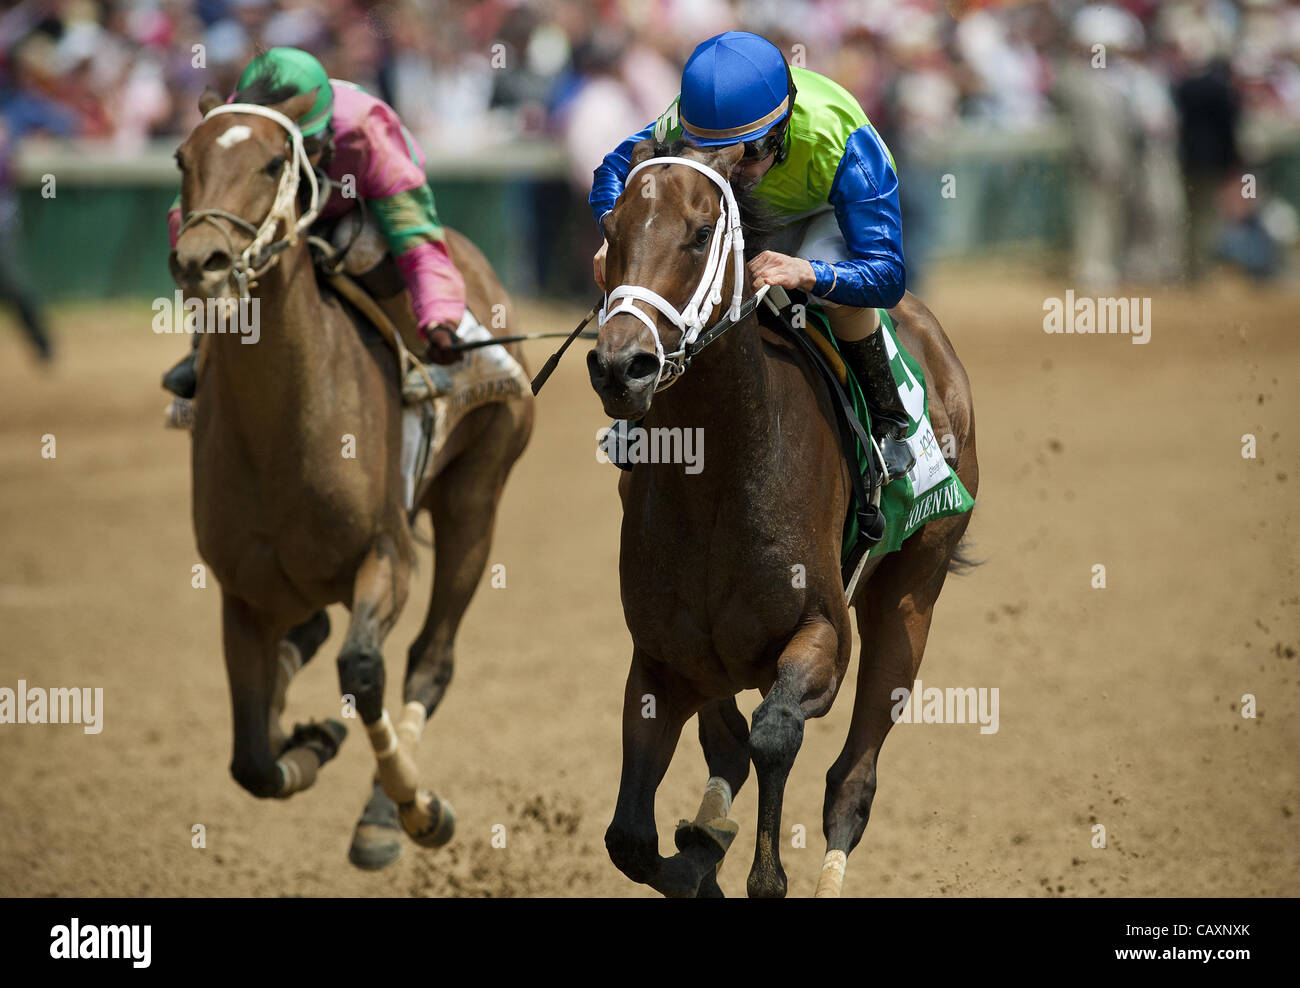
xmin=591 ymin=31 xmax=915 ymax=481
xmin=162 ymin=47 xmax=465 ymax=399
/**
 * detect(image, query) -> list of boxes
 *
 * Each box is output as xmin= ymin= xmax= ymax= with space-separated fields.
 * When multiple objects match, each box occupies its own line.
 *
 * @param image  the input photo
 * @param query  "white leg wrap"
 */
xmin=276 ymin=757 xmax=299 ymax=793
xmin=815 ymin=850 xmax=848 ymax=898
xmin=276 ymin=641 xmax=303 ymax=683
xmin=704 ymin=776 xmax=733 ymax=818
xmin=367 ymin=709 xmax=399 ymax=760
xmin=397 ymin=701 xmax=427 ymax=746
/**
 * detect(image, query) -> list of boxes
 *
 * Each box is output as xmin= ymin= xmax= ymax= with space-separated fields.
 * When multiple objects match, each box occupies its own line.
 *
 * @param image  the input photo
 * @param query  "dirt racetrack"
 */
xmin=1 ymin=260 xmax=1296 ymax=897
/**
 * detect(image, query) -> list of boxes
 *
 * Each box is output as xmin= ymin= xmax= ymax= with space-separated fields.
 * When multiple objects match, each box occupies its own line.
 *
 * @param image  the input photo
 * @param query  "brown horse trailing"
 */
xmin=587 ymin=140 xmax=979 ymax=897
xmin=170 ymin=89 xmax=533 ymax=869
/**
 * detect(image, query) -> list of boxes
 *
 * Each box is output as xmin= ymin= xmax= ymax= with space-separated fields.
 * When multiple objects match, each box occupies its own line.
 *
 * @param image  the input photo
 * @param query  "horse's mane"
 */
xmin=653 ymin=139 xmax=781 ymax=260
xmin=232 ymin=55 xmax=332 ymax=159
xmin=233 ymin=66 xmax=298 ymax=111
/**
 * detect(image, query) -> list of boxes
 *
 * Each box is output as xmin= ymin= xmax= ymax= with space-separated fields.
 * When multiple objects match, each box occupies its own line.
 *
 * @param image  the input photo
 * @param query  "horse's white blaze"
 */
xmin=215 ymin=124 xmax=252 ymax=148
xmin=815 ymin=849 xmax=847 ymax=897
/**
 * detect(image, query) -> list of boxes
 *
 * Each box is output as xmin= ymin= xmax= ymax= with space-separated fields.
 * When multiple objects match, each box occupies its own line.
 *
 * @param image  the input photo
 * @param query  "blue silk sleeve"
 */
xmin=589 ymin=119 xmax=659 ymax=225
xmin=807 ymin=126 xmax=906 ymax=309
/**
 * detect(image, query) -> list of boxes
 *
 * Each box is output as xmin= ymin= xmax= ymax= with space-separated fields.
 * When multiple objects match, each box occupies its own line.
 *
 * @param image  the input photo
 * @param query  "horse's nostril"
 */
xmin=624 ymin=352 xmax=660 ymax=384
xmin=587 ymin=349 xmax=608 ymax=384
xmin=203 ymin=251 xmax=232 ymax=273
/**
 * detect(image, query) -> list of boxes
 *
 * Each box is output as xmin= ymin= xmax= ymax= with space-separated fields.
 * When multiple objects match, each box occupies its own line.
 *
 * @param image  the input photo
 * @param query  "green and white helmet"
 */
xmin=236 ymin=47 xmax=333 ymax=137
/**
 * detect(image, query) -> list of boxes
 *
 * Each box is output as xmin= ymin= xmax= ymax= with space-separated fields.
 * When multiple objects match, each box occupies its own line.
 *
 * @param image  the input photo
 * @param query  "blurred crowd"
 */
xmin=1 ymin=0 xmax=1299 ymax=288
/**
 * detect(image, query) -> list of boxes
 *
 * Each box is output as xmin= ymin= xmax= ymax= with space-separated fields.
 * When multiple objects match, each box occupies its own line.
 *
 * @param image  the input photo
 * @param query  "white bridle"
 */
xmin=598 ymin=155 xmax=746 ymax=392
xmin=178 ymin=102 xmax=323 ymax=298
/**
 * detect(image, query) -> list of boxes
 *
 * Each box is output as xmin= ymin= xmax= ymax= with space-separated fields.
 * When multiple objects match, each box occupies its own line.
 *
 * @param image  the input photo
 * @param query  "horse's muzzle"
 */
xmin=588 ymin=344 xmax=660 ymax=419
xmin=169 ymin=241 xmax=234 ymax=298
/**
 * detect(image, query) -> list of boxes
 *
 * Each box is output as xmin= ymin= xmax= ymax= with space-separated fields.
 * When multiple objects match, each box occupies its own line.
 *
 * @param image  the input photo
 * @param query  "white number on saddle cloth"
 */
xmin=399 ymin=309 xmax=532 ymax=511
xmin=882 ymin=327 xmax=925 ymax=425
xmin=878 ymin=324 xmax=949 ymax=497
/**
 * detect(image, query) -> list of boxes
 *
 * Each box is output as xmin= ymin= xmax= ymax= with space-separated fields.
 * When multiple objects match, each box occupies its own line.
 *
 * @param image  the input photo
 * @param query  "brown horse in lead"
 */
xmin=588 ymin=139 xmax=979 ymax=897
xmin=171 ymin=89 xmax=533 ymax=869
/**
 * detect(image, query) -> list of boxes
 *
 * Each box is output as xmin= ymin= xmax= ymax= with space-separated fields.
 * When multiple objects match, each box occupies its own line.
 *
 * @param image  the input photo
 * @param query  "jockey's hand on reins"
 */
xmin=421 ymin=323 xmax=461 ymax=365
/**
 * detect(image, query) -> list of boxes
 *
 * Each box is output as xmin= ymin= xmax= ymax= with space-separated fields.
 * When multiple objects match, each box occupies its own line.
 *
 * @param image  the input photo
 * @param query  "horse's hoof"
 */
xmin=674 ymin=816 xmax=739 ymax=858
xmin=746 ymin=864 xmax=788 ymax=899
xmin=288 ymin=718 xmax=347 ymax=764
xmin=349 ymin=826 xmax=403 ymax=871
xmin=657 ymin=853 xmax=710 ymax=898
xmin=349 ymin=781 xmax=403 ymax=871
xmin=399 ymin=791 xmax=456 ymax=848
xmin=696 ymin=868 xmax=726 ymax=898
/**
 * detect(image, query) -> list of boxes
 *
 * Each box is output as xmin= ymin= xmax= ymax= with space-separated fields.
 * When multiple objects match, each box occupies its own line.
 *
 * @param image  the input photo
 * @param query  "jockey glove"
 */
xmin=422 ymin=322 xmax=461 ymax=365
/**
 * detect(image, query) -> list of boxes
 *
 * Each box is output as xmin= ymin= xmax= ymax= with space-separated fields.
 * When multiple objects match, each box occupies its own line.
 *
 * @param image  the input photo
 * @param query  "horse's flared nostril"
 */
xmin=623 ymin=352 xmax=661 ymax=385
xmin=203 ymin=250 xmax=232 ymax=273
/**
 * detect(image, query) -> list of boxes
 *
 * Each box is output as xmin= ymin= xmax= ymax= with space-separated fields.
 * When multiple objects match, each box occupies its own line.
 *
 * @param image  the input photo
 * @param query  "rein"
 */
xmin=177 ymin=102 xmax=322 ymax=299
xmin=528 ymin=285 xmax=766 ymax=399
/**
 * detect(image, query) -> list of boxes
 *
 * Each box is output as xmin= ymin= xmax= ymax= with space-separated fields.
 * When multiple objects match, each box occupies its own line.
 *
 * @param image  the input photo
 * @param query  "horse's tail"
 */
xmin=947 ymin=535 xmax=983 ymax=576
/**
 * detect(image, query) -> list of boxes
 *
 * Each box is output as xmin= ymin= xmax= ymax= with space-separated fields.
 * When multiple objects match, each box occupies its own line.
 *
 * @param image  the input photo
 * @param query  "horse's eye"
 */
xmin=693 ymin=226 xmax=713 ymax=248
xmin=264 ymin=156 xmax=286 ymax=177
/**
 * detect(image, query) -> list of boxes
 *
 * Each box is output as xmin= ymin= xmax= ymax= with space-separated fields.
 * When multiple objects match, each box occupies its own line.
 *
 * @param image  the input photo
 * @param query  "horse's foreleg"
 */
xmin=819 ymin=544 xmax=950 ymax=897
xmin=671 ymin=697 xmax=750 ymax=897
xmin=748 ymin=618 xmax=843 ymax=899
xmin=223 ymin=592 xmax=283 ymax=798
xmin=606 ymin=650 xmax=701 ymax=897
xmin=268 ymin=610 xmax=331 ymax=756
xmin=223 ymin=593 xmax=340 ymax=798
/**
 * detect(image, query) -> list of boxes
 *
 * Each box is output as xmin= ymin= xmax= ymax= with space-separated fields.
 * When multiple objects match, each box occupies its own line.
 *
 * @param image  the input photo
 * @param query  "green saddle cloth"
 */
xmin=804 ymin=307 xmax=975 ymax=564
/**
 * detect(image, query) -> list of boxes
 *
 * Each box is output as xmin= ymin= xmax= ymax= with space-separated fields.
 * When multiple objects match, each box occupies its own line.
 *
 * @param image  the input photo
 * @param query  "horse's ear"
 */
xmin=699 ymin=142 xmax=744 ymax=176
xmin=270 ymin=89 xmax=320 ymax=128
xmin=628 ymin=138 xmax=658 ymax=169
xmin=198 ymin=88 xmax=223 ymax=116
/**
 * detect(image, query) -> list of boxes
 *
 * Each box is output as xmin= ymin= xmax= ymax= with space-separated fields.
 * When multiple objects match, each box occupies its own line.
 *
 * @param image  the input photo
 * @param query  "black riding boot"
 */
xmin=839 ymin=327 xmax=916 ymax=482
xmin=161 ymin=340 xmax=199 ymax=399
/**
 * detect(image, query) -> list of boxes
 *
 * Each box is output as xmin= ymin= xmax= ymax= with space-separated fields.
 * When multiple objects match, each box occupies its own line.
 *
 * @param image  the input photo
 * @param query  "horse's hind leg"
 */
xmin=748 ymin=618 xmax=845 ymax=898
xmin=348 ymin=406 xmax=526 ymax=869
xmin=223 ymin=593 xmax=343 ymax=799
xmin=406 ymin=405 xmax=523 ymax=722
xmin=335 ymin=535 xmax=447 ymax=870
xmin=817 ymin=528 xmax=959 ymax=897
xmin=671 ymin=697 xmax=750 ymax=897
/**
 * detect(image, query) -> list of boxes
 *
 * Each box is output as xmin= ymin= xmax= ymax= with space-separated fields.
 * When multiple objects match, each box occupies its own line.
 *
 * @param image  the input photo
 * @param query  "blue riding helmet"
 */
xmin=680 ymin=31 xmax=792 ymax=149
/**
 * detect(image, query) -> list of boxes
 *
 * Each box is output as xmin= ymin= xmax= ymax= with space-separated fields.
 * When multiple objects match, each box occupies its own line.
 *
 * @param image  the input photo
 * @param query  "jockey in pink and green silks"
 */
xmin=163 ymin=47 xmax=464 ymax=398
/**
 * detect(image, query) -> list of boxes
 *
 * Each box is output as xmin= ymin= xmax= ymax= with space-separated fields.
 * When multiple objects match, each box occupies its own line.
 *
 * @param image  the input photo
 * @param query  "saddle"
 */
xmin=311 ymin=209 xmax=530 ymax=514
